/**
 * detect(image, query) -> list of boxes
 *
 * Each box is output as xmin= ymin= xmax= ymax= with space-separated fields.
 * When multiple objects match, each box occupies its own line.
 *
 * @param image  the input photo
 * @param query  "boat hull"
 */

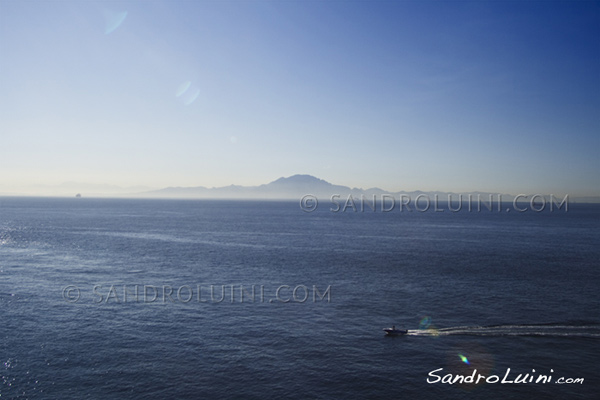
xmin=383 ymin=328 xmax=408 ymax=336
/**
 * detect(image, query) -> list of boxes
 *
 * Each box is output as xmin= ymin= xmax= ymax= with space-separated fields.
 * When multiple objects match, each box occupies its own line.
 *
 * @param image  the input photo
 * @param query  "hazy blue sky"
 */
xmin=1 ymin=0 xmax=598 ymax=195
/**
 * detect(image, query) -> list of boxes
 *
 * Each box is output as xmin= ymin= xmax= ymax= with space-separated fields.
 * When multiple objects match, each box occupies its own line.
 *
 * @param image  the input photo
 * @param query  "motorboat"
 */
xmin=383 ymin=327 xmax=408 ymax=336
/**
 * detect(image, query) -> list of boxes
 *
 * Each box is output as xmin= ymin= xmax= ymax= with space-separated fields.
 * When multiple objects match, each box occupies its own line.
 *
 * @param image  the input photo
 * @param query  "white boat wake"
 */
xmin=406 ymin=323 xmax=600 ymax=338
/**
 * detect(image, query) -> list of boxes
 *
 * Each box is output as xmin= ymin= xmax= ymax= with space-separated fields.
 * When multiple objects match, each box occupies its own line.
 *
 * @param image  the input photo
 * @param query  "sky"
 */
xmin=1 ymin=0 xmax=599 ymax=196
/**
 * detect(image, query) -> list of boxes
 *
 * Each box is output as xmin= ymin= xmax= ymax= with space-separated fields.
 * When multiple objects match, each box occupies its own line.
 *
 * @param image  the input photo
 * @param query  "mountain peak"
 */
xmin=269 ymin=174 xmax=330 ymax=186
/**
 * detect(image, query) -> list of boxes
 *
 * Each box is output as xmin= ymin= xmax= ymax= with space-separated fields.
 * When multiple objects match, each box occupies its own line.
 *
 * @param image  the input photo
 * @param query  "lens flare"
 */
xmin=459 ymin=354 xmax=470 ymax=365
xmin=419 ymin=316 xmax=432 ymax=329
xmin=104 ymin=11 xmax=127 ymax=35
xmin=183 ymin=89 xmax=200 ymax=106
xmin=176 ymin=81 xmax=200 ymax=105
xmin=176 ymin=81 xmax=192 ymax=97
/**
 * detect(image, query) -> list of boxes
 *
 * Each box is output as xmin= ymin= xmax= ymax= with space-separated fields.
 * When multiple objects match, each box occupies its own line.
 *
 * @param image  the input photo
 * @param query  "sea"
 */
xmin=1 ymin=197 xmax=598 ymax=399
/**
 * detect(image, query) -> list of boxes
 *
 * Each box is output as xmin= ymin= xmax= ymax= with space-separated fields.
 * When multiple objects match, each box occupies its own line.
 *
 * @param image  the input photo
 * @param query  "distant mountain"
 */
xmin=264 ymin=174 xmax=331 ymax=188
xmin=137 ymin=174 xmax=596 ymax=204
xmin=255 ymin=174 xmax=363 ymax=198
xmin=145 ymin=174 xmax=362 ymax=199
xmin=1 ymin=175 xmax=593 ymax=203
xmin=142 ymin=174 xmax=506 ymax=201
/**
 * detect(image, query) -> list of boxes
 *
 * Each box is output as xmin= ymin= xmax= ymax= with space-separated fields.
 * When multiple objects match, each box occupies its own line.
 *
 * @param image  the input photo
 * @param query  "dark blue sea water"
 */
xmin=1 ymin=197 xmax=599 ymax=399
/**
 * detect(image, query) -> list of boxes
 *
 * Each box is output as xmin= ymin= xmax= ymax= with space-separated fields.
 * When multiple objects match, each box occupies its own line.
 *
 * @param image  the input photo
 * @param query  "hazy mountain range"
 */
xmin=0 ymin=182 xmax=152 ymax=197
xmin=146 ymin=174 xmax=371 ymax=199
xmin=1 ymin=175 xmax=596 ymax=203
xmin=141 ymin=174 xmax=587 ymax=203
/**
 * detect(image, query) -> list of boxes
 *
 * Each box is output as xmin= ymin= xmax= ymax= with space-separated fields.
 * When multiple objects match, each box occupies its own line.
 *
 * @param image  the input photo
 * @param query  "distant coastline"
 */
xmin=0 ymin=174 xmax=597 ymax=203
